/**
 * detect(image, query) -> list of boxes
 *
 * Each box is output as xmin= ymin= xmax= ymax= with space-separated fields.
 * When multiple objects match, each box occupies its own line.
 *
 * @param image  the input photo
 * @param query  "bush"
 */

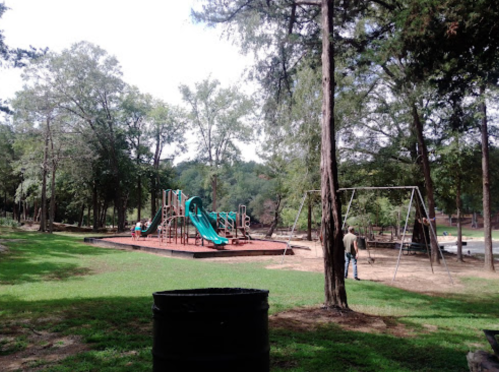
xmin=0 ymin=218 xmax=20 ymax=228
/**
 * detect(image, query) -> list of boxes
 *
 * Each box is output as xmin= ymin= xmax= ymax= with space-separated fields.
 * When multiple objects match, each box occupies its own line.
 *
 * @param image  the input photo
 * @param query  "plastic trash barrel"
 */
xmin=152 ymin=288 xmax=270 ymax=372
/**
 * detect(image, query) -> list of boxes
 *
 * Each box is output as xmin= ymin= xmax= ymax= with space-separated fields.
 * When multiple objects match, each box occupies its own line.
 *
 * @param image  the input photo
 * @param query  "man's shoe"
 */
xmin=354 ymin=277 xmax=360 ymax=281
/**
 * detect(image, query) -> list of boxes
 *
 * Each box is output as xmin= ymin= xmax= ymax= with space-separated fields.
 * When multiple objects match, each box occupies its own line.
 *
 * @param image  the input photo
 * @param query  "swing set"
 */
xmin=284 ymin=186 xmax=453 ymax=283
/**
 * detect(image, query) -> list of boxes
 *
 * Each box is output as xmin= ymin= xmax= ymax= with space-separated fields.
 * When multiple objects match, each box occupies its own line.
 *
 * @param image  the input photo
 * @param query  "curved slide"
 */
xmin=185 ymin=196 xmax=228 ymax=246
xmin=140 ymin=206 xmax=163 ymax=237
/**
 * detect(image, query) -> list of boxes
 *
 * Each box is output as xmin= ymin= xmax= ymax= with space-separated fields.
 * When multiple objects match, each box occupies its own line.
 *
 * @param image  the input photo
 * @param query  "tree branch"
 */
xmin=294 ymin=0 xmax=320 ymax=5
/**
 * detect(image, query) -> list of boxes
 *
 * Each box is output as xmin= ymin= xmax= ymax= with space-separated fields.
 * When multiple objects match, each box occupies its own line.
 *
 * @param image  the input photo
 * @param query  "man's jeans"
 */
xmin=344 ymin=252 xmax=358 ymax=279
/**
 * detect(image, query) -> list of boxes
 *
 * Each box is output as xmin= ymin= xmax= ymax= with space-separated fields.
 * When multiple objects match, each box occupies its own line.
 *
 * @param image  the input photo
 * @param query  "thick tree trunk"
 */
xmin=411 ymin=104 xmax=439 ymax=264
xmin=456 ymin=177 xmax=463 ymax=262
xmin=320 ymin=0 xmax=348 ymax=309
xmin=480 ymin=86 xmax=495 ymax=271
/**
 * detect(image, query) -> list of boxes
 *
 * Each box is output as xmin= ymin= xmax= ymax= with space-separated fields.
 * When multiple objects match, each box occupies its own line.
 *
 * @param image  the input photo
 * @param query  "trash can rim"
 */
xmin=153 ymin=287 xmax=269 ymax=297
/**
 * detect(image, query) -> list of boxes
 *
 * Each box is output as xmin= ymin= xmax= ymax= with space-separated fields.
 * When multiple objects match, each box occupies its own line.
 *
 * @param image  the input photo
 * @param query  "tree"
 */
xmin=401 ymin=0 xmax=499 ymax=271
xmin=147 ymin=100 xmax=186 ymax=215
xmin=180 ymin=78 xmax=254 ymax=211
xmin=319 ymin=0 xmax=348 ymax=309
xmin=433 ymin=135 xmax=481 ymax=261
xmin=0 ymin=123 xmax=18 ymax=217
xmin=121 ymin=86 xmax=154 ymax=222
xmin=192 ymin=0 xmax=354 ymax=308
xmin=42 ymin=42 xmax=133 ymax=232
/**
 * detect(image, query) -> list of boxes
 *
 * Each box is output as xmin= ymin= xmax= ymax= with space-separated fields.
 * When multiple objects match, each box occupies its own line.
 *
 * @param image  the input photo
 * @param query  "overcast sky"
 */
xmin=0 ymin=0 xmax=259 ymax=161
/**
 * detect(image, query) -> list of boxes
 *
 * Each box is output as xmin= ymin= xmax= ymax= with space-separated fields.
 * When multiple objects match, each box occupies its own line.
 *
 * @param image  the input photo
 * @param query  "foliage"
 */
xmin=0 ymin=217 xmax=19 ymax=227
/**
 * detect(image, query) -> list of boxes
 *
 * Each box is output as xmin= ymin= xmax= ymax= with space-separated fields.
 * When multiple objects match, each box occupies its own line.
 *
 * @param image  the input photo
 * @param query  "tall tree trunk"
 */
xmin=151 ymin=140 xmax=161 ymax=216
xmin=136 ymin=136 xmax=142 ymax=222
xmin=456 ymin=176 xmax=463 ymax=262
xmin=151 ymin=176 xmax=156 ymax=217
xmin=137 ymin=176 xmax=142 ymax=222
xmin=32 ymin=200 xmax=37 ymax=221
xmin=480 ymin=85 xmax=495 ymax=271
xmin=92 ymin=182 xmax=98 ymax=232
xmin=212 ymin=174 xmax=217 ymax=211
xmin=48 ymin=167 xmax=56 ymax=233
xmin=100 ymin=200 xmax=108 ymax=227
xmin=411 ymin=104 xmax=439 ymax=264
xmin=39 ymin=122 xmax=50 ymax=232
xmin=78 ymin=204 xmax=84 ymax=228
xmin=114 ymin=178 xmax=126 ymax=232
xmin=320 ymin=0 xmax=347 ymax=309
xmin=307 ymin=197 xmax=312 ymax=241
xmin=87 ymin=204 xmax=91 ymax=227
xmin=265 ymin=194 xmax=282 ymax=238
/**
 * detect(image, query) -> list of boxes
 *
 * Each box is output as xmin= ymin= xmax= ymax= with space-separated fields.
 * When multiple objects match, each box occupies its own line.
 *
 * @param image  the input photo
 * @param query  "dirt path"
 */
xmin=204 ymin=237 xmax=498 ymax=295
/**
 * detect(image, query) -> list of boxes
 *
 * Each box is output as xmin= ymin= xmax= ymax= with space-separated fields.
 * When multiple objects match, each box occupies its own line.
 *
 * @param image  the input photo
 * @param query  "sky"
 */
xmin=0 ymin=0 xmax=260 ymax=162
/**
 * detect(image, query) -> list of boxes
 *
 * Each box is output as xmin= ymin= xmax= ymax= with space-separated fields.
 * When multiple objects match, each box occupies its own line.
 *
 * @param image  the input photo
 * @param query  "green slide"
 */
xmin=185 ymin=196 xmax=228 ymax=246
xmin=141 ymin=206 xmax=163 ymax=237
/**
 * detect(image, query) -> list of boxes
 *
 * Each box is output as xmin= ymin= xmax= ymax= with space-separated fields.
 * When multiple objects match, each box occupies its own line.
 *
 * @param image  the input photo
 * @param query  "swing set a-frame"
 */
xmin=284 ymin=186 xmax=453 ymax=284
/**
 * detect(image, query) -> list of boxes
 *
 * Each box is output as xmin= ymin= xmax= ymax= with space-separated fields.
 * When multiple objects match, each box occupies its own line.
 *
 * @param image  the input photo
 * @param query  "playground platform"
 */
xmin=84 ymin=236 xmax=294 ymax=259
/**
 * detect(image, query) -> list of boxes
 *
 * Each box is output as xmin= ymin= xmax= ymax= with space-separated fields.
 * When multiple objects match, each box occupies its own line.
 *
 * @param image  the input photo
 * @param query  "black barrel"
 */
xmin=152 ymin=288 xmax=270 ymax=372
xmin=357 ymin=236 xmax=367 ymax=250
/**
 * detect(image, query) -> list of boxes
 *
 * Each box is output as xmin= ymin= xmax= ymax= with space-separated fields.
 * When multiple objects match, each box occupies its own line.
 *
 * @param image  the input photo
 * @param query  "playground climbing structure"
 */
xmin=155 ymin=189 xmax=251 ymax=248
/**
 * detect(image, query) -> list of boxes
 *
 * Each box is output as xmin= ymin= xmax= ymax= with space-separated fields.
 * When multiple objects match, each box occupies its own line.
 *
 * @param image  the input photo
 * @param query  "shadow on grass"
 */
xmin=0 ymin=295 xmax=477 ymax=372
xmin=270 ymin=323 xmax=469 ymax=372
xmin=0 ymin=231 xmax=120 ymax=285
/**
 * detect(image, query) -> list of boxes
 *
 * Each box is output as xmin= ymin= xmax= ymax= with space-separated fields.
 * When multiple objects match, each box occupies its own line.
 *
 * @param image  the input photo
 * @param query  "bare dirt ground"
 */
xmin=0 ymin=327 xmax=90 ymax=372
xmin=206 ymin=235 xmax=498 ymax=294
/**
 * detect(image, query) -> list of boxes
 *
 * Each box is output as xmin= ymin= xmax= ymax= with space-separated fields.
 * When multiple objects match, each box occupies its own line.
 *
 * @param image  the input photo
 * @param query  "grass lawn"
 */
xmin=1 ymin=228 xmax=498 ymax=371
xmin=436 ymin=225 xmax=499 ymax=240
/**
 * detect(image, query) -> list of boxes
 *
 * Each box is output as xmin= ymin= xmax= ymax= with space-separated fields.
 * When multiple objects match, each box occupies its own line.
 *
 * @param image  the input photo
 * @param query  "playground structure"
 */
xmin=139 ymin=189 xmax=251 ymax=249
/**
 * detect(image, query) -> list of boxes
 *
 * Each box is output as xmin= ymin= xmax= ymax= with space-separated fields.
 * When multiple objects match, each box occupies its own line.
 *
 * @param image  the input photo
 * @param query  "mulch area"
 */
xmin=100 ymin=236 xmax=291 ymax=253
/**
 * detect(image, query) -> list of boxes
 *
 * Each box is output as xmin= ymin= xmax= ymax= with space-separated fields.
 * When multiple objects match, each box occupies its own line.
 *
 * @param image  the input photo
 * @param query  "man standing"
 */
xmin=343 ymin=226 xmax=360 ymax=281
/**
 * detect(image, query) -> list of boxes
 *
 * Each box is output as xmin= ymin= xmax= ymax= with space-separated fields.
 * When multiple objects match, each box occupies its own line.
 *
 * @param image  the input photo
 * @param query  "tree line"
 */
xmin=1 ymin=1 xmax=499 ymax=309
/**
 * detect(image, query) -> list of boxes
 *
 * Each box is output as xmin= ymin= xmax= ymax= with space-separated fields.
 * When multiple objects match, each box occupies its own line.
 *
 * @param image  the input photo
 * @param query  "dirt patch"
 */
xmin=205 ymin=238 xmax=498 ymax=294
xmin=0 ymin=322 xmax=90 ymax=372
xmin=270 ymin=307 xmax=410 ymax=337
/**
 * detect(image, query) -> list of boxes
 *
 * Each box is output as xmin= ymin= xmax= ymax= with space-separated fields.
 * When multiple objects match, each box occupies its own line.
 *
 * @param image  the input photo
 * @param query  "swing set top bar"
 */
xmin=338 ymin=186 xmax=419 ymax=192
xmin=303 ymin=186 xmax=420 ymax=193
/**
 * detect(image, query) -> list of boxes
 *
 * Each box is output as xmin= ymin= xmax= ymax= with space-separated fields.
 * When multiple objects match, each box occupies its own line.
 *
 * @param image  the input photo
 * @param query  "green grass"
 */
xmin=436 ymin=225 xmax=499 ymax=239
xmin=1 ymin=228 xmax=498 ymax=371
